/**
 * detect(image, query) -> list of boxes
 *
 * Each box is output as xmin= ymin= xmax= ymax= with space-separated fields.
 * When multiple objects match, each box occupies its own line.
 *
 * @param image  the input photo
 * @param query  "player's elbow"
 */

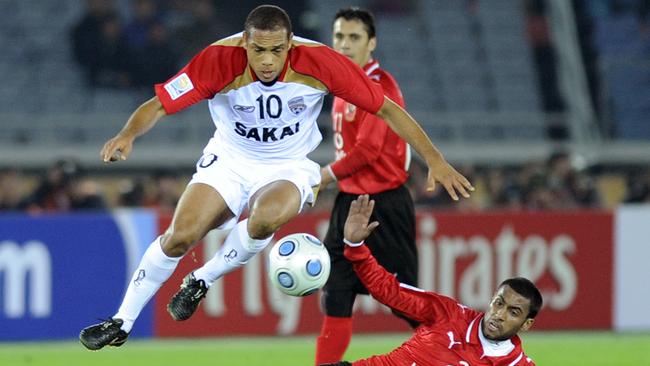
xmin=150 ymin=96 xmax=167 ymax=118
xmin=376 ymin=96 xmax=400 ymax=121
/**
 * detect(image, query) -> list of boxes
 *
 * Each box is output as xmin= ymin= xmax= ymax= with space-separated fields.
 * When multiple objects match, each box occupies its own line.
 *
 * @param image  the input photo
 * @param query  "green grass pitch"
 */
xmin=1 ymin=332 xmax=649 ymax=366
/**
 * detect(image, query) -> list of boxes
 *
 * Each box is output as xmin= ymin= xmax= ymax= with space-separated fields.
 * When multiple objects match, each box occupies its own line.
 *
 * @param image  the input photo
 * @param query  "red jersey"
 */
xmin=329 ymin=60 xmax=410 ymax=195
xmin=344 ymin=245 xmax=536 ymax=366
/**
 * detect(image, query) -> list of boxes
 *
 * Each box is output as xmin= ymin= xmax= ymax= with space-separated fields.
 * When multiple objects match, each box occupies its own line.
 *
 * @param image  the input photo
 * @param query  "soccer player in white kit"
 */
xmin=79 ymin=5 xmax=474 ymax=350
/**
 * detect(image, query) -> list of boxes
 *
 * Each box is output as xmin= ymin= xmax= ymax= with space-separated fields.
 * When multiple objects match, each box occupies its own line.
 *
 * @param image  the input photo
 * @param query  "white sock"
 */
xmin=194 ymin=219 xmax=272 ymax=287
xmin=114 ymin=237 xmax=181 ymax=332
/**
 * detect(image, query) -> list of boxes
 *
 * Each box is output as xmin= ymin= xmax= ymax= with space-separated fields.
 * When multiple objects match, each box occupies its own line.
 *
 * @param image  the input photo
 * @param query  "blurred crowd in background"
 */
xmin=1 ymin=0 xmax=649 ymax=214
xmin=0 ymin=160 xmax=183 ymax=213
xmin=66 ymin=0 xmax=650 ymax=114
xmin=1 ymin=154 xmax=648 ymax=214
xmin=70 ymin=0 xmax=313 ymax=89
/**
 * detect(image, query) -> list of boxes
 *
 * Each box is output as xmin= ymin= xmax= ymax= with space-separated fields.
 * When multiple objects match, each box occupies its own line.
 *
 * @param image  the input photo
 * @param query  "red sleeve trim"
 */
xmin=289 ymin=45 xmax=385 ymax=114
xmin=343 ymin=244 xmax=372 ymax=262
xmin=155 ymin=45 xmax=248 ymax=115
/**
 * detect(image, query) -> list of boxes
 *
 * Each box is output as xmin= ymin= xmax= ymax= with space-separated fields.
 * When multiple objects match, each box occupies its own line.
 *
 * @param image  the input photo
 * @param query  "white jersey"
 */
xmin=206 ymin=73 xmax=324 ymax=162
xmin=155 ymin=33 xmax=385 ymax=163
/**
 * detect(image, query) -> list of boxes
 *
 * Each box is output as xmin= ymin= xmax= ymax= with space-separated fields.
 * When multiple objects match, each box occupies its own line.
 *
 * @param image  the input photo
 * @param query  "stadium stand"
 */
xmin=592 ymin=4 xmax=650 ymax=139
xmin=1 ymin=0 xmax=649 ymax=210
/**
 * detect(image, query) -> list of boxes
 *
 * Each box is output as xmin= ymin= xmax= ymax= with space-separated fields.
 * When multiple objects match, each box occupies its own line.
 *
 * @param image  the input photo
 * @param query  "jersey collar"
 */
xmin=477 ymin=318 xmax=515 ymax=357
xmin=363 ymin=59 xmax=379 ymax=75
xmin=466 ymin=314 xmax=524 ymax=360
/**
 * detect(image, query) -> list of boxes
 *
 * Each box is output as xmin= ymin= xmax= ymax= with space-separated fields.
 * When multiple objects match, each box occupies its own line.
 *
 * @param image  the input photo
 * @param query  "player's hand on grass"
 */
xmin=100 ymin=133 xmax=134 ymax=163
xmin=344 ymin=194 xmax=379 ymax=245
xmin=427 ymin=159 xmax=474 ymax=201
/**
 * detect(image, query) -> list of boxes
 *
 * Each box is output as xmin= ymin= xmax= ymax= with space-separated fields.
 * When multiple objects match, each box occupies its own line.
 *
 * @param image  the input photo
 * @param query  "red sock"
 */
xmin=315 ymin=316 xmax=353 ymax=365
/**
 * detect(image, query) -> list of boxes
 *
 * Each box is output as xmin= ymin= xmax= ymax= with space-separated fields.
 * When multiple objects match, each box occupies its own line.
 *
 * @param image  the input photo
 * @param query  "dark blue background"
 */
xmin=0 ymin=213 xmax=154 ymax=340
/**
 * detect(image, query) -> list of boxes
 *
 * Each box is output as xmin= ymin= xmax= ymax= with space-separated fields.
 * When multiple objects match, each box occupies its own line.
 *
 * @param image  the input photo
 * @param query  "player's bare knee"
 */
xmin=246 ymin=217 xmax=277 ymax=240
xmin=248 ymin=202 xmax=292 ymax=239
xmin=163 ymin=229 xmax=200 ymax=256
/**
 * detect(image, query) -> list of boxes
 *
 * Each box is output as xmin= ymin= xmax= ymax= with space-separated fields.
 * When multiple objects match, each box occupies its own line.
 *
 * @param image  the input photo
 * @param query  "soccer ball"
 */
xmin=268 ymin=233 xmax=331 ymax=296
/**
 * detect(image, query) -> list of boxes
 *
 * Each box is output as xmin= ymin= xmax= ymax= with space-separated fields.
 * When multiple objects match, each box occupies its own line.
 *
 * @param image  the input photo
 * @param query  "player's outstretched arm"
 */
xmin=376 ymin=97 xmax=474 ymax=201
xmin=343 ymin=195 xmax=444 ymax=324
xmin=100 ymin=96 xmax=167 ymax=163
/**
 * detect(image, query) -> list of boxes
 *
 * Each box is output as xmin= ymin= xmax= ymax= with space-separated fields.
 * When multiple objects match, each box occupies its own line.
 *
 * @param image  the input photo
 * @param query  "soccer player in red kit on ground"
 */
xmin=316 ymin=8 xmax=420 ymax=365
xmin=79 ymin=4 xmax=474 ymax=351
xmin=320 ymin=195 xmax=542 ymax=366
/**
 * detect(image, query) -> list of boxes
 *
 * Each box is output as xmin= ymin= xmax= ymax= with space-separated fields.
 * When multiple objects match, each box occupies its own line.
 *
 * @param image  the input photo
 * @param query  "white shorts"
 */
xmin=188 ymin=151 xmax=321 ymax=230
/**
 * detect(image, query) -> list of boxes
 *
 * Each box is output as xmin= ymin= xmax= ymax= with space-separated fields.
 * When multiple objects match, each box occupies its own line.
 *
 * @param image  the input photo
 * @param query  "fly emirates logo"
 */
xmin=0 ymin=240 xmax=52 ymax=318
xmin=416 ymin=215 xmax=577 ymax=311
xmin=192 ymin=215 xmax=579 ymax=335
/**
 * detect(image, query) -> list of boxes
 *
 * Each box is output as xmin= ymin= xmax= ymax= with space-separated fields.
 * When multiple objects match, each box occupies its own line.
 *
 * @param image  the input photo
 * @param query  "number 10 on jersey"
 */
xmin=256 ymin=94 xmax=282 ymax=119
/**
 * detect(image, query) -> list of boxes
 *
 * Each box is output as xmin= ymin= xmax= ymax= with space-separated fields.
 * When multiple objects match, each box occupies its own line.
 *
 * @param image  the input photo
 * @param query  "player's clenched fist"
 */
xmin=100 ymin=134 xmax=134 ymax=163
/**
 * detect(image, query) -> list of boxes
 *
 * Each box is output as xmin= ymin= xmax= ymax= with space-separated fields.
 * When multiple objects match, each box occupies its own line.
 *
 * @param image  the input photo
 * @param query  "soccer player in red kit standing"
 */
xmin=79 ymin=5 xmax=474 ymax=351
xmin=320 ymin=195 xmax=541 ymax=366
xmin=316 ymin=8 xmax=419 ymax=364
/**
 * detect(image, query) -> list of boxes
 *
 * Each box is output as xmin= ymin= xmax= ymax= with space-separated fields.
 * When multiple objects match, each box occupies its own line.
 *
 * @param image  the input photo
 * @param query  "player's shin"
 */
xmin=193 ymin=219 xmax=272 ymax=286
xmin=114 ymin=237 xmax=181 ymax=332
